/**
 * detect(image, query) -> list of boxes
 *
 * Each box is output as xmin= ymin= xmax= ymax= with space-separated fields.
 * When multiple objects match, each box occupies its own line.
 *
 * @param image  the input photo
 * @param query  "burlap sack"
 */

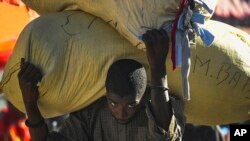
xmin=22 ymin=0 xmax=218 ymax=50
xmin=1 ymin=11 xmax=249 ymax=125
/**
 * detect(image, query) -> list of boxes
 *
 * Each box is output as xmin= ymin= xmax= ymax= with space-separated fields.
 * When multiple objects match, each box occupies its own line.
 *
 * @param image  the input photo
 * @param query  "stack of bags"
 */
xmin=1 ymin=0 xmax=250 ymax=125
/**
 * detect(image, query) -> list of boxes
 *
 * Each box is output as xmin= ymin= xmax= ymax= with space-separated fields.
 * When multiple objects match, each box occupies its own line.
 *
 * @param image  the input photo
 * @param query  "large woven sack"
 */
xmin=1 ymin=11 xmax=249 ymax=125
xmin=22 ymin=0 xmax=217 ymax=50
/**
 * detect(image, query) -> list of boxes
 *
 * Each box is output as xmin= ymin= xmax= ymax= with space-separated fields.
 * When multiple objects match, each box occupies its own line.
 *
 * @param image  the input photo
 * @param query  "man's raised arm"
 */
xmin=142 ymin=29 xmax=172 ymax=131
xmin=18 ymin=58 xmax=48 ymax=141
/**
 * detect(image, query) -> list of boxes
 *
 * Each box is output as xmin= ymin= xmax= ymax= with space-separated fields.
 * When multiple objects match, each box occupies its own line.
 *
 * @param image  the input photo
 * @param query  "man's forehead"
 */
xmin=107 ymin=92 xmax=140 ymax=103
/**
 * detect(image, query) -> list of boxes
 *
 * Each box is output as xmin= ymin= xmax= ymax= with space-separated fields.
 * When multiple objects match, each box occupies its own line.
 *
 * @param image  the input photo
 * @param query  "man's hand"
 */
xmin=18 ymin=59 xmax=48 ymax=141
xmin=142 ymin=29 xmax=169 ymax=71
xmin=142 ymin=29 xmax=172 ymax=131
xmin=18 ymin=58 xmax=42 ymax=105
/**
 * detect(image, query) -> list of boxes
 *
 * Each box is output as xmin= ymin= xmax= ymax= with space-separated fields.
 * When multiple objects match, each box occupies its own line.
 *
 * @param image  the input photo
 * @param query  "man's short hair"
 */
xmin=105 ymin=59 xmax=147 ymax=98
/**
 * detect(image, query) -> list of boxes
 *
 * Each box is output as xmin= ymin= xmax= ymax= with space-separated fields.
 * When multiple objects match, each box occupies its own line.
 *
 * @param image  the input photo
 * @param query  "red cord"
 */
xmin=170 ymin=0 xmax=188 ymax=70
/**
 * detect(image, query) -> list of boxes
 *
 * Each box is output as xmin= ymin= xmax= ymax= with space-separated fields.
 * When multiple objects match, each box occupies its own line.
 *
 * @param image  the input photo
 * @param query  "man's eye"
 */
xmin=128 ymin=104 xmax=137 ymax=108
xmin=111 ymin=102 xmax=116 ymax=107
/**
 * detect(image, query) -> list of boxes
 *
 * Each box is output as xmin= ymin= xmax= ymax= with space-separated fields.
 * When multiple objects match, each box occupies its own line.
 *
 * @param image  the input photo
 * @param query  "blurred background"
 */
xmin=213 ymin=0 xmax=250 ymax=33
xmin=0 ymin=0 xmax=249 ymax=141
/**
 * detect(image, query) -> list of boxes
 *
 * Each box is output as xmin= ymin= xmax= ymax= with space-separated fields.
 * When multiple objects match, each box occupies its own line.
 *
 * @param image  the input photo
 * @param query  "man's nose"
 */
xmin=117 ymin=107 xmax=128 ymax=119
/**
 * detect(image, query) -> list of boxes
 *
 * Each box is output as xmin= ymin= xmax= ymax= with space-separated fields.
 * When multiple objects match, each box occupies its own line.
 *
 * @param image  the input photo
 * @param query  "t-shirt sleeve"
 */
xmin=146 ymin=96 xmax=186 ymax=141
xmin=46 ymin=111 xmax=91 ymax=141
xmin=47 ymin=106 xmax=95 ymax=141
xmin=46 ymin=97 xmax=105 ymax=141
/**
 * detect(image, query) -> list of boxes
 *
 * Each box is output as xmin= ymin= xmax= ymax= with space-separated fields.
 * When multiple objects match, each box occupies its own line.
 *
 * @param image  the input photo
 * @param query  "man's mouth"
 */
xmin=111 ymin=113 xmax=131 ymax=124
xmin=117 ymin=119 xmax=130 ymax=124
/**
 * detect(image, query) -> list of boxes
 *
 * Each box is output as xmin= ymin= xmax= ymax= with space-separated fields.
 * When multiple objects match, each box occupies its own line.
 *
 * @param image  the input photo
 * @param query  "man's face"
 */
xmin=106 ymin=92 xmax=143 ymax=124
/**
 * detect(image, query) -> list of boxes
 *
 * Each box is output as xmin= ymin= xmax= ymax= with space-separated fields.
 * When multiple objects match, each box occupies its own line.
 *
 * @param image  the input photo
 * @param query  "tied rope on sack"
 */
xmin=139 ymin=0 xmax=216 ymax=100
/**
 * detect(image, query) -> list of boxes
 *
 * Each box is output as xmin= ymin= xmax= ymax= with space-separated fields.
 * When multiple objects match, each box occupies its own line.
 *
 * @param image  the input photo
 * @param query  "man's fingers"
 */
xmin=143 ymin=29 xmax=169 ymax=54
xmin=22 ymin=63 xmax=35 ymax=78
xmin=143 ymin=33 xmax=151 ymax=47
xmin=27 ymin=68 xmax=39 ymax=80
xmin=152 ymin=29 xmax=160 ymax=37
xmin=32 ymin=69 xmax=42 ymax=82
xmin=143 ymin=33 xmax=154 ymax=52
xmin=159 ymin=29 xmax=170 ymax=51
xmin=33 ymin=73 xmax=42 ymax=85
xmin=20 ymin=67 xmax=42 ymax=87
xmin=18 ymin=61 xmax=29 ymax=78
xmin=148 ymin=30 xmax=158 ymax=43
xmin=159 ymin=29 xmax=169 ymax=41
xmin=30 ymin=73 xmax=41 ymax=86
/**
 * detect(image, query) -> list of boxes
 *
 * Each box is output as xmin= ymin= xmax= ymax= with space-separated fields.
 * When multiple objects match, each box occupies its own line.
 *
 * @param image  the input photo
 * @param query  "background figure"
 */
xmin=183 ymin=124 xmax=224 ymax=141
xmin=0 ymin=101 xmax=30 ymax=141
xmin=212 ymin=0 xmax=250 ymax=32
